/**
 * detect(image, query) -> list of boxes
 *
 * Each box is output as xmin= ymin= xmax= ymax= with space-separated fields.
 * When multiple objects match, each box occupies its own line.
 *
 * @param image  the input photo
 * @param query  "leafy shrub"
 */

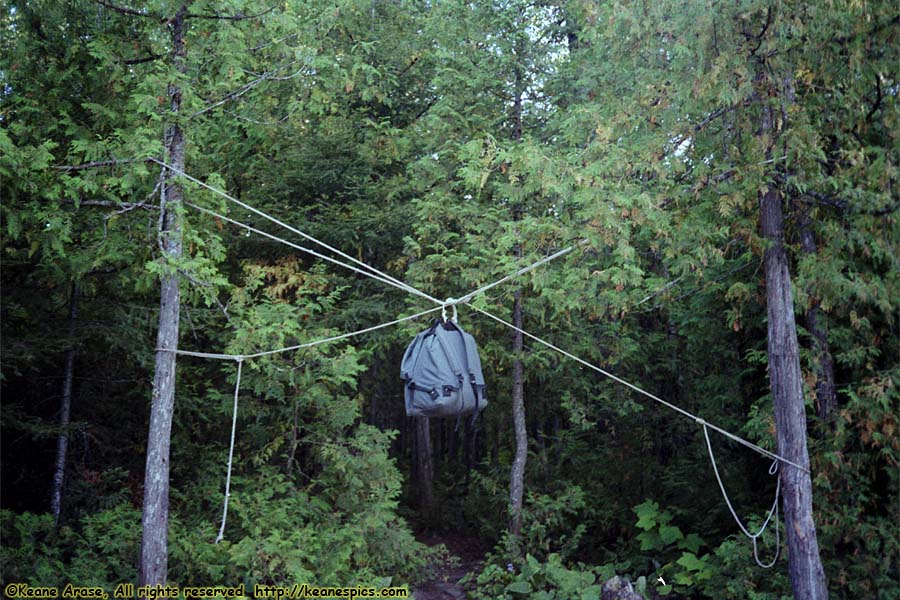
xmin=1 ymin=503 xmax=140 ymax=588
xmin=471 ymin=553 xmax=606 ymax=600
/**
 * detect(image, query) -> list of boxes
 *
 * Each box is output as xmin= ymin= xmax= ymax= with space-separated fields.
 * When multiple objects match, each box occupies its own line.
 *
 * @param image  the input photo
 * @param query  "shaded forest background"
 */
xmin=1 ymin=1 xmax=897 ymax=598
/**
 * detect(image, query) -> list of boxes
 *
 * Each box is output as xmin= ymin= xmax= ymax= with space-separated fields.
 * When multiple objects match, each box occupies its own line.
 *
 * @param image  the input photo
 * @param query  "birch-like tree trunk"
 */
xmin=509 ymin=286 xmax=526 ymax=540
xmin=139 ymin=4 xmax=187 ymax=590
xmin=51 ymin=283 xmax=78 ymax=525
xmin=507 ymin=32 xmax=527 ymax=544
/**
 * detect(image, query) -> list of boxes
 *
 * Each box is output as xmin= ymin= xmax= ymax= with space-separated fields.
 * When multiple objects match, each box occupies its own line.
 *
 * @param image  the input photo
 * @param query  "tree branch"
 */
xmin=865 ymin=74 xmax=884 ymax=122
xmin=123 ymin=53 xmax=163 ymax=65
xmin=55 ymin=158 xmax=149 ymax=171
xmin=186 ymin=5 xmax=276 ymax=21
xmin=191 ymin=61 xmax=302 ymax=118
xmin=59 ymin=199 xmax=158 ymax=210
xmin=94 ymin=0 xmax=163 ymax=20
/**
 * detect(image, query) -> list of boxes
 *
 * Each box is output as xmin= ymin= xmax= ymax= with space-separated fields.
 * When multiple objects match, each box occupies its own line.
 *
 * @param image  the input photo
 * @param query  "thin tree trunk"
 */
xmin=51 ymin=284 xmax=78 ymax=525
xmin=415 ymin=416 xmax=434 ymax=521
xmin=508 ymin=33 xmax=527 ymax=546
xmin=140 ymin=5 xmax=187 ymax=591
xmin=798 ymin=213 xmax=838 ymax=422
xmin=760 ymin=182 xmax=829 ymax=599
xmin=509 ymin=287 xmax=527 ymax=540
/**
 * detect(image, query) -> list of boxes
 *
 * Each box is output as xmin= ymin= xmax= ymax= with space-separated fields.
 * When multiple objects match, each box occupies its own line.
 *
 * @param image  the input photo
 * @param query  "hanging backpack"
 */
xmin=400 ymin=318 xmax=487 ymax=418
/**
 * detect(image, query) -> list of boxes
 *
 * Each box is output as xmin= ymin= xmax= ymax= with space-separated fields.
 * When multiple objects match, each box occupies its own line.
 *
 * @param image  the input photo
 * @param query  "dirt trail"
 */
xmin=412 ymin=529 xmax=487 ymax=600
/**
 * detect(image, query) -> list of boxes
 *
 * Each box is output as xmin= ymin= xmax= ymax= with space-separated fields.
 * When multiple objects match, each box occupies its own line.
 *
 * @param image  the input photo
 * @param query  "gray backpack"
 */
xmin=401 ymin=320 xmax=487 ymax=418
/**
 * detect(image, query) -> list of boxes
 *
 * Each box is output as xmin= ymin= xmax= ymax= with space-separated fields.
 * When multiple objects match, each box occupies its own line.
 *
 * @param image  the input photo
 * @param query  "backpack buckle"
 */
xmin=429 ymin=388 xmax=439 ymax=400
xmin=443 ymin=385 xmax=454 ymax=397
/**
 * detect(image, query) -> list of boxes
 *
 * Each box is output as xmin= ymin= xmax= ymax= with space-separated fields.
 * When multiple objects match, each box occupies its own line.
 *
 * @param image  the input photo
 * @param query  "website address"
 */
xmin=254 ymin=583 xmax=409 ymax=599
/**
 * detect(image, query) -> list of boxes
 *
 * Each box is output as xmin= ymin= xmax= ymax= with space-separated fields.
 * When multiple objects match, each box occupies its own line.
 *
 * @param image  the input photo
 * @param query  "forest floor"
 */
xmin=412 ymin=527 xmax=489 ymax=600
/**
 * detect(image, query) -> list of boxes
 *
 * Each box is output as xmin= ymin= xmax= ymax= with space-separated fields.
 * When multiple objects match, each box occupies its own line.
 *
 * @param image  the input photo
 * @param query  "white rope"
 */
xmin=703 ymin=423 xmax=781 ymax=568
xmin=454 ymin=240 xmax=588 ymax=305
xmin=215 ymin=358 xmax=243 ymax=544
xmin=150 ymin=157 xmax=441 ymax=305
xmin=466 ymin=303 xmax=810 ymax=475
xmin=184 ymin=201 xmax=436 ymax=302
xmin=165 ymin=306 xmax=443 ymax=361
xmin=147 ymin=157 xmax=800 ymax=562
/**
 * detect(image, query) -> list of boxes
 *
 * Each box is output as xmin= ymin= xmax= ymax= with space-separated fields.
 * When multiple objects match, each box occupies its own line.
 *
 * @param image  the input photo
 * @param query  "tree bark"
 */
xmin=760 ymin=184 xmax=829 ymax=599
xmin=51 ymin=283 xmax=78 ymax=525
xmin=508 ymin=31 xmax=527 ymax=546
xmin=140 ymin=4 xmax=187 ymax=591
xmin=415 ymin=416 xmax=434 ymax=521
xmin=798 ymin=213 xmax=838 ymax=422
xmin=509 ymin=287 xmax=527 ymax=540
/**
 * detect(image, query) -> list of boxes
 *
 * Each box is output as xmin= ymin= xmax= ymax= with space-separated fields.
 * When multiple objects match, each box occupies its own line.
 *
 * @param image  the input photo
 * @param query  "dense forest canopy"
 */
xmin=1 ymin=1 xmax=897 ymax=599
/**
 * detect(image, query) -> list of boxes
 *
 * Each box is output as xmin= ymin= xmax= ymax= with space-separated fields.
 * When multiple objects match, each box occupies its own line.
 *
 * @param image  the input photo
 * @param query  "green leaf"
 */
xmin=659 ymin=525 xmax=684 ymax=545
xmin=634 ymin=500 xmax=660 ymax=530
xmin=505 ymin=580 xmax=533 ymax=595
xmin=676 ymin=552 xmax=708 ymax=572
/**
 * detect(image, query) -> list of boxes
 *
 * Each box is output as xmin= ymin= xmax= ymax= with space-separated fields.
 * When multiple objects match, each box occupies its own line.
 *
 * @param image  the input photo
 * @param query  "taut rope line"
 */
xmin=150 ymin=157 xmax=441 ymax=305
xmin=466 ymin=303 xmax=810 ymax=475
xmin=150 ymin=159 xmax=807 ymax=556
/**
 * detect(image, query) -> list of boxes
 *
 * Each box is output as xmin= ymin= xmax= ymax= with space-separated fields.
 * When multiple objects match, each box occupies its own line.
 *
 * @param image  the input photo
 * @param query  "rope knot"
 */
xmin=442 ymin=298 xmax=458 ymax=323
xmin=234 ymin=355 xmax=245 ymax=363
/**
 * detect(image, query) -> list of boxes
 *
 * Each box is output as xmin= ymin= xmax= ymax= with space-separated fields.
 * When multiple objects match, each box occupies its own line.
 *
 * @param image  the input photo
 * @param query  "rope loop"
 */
xmin=442 ymin=298 xmax=458 ymax=323
xmin=702 ymin=422 xmax=781 ymax=568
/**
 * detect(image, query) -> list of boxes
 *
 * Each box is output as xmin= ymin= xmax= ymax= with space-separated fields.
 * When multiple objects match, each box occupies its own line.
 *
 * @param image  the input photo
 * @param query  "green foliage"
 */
xmin=629 ymin=499 xmax=791 ymax=598
xmin=472 ymin=554 xmax=604 ymax=600
xmin=1 ymin=504 xmax=141 ymax=588
xmin=1 ymin=0 xmax=897 ymax=597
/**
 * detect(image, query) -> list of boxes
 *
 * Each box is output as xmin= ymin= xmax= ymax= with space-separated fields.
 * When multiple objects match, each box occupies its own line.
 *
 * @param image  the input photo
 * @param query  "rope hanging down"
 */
xmin=215 ymin=358 xmax=242 ymax=544
xmin=703 ymin=423 xmax=781 ymax=568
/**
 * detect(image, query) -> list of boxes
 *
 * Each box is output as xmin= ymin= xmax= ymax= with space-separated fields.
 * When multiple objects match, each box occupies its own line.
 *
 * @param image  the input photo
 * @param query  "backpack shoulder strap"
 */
xmin=459 ymin=328 xmax=485 ymax=385
xmin=433 ymin=326 xmax=464 ymax=379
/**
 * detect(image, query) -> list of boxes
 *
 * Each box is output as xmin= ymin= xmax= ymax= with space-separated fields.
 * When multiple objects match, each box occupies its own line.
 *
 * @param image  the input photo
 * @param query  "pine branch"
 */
xmin=191 ymin=61 xmax=302 ymax=118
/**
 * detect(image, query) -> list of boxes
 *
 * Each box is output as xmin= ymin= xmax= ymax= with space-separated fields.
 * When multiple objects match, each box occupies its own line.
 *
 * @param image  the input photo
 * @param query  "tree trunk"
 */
xmin=798 ymin=213 xmax=838 ymax=422
xmin=415 ymin=416 xmax=434 ymax=521
xmin=509 ymin=287 xmax=527 ymax=540
xmin=508 ymin=34 xmax=527 ymax=546
xmin=760 ymin=185 xmax=829 ymax=599
xmin=140 ymin=5 xmax=187 ymax=591
xmin=51 ymin=283 xmax=78 ymax=525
